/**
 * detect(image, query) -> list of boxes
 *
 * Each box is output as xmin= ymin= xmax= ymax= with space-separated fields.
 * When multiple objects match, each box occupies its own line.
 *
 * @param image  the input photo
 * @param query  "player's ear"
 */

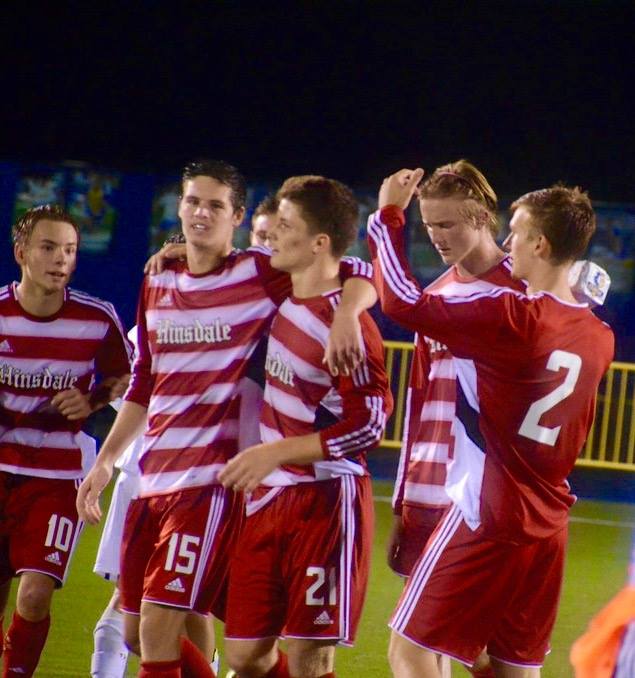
xmin=535 ymin=233 xmax=552 ymax=260
xmin=232 ymin=206 xmax=246 ymax=228
xmin=312 ymin=233 xmax=330 ymax=254
xmin=14 ymin=242 xmax=25 ymax=266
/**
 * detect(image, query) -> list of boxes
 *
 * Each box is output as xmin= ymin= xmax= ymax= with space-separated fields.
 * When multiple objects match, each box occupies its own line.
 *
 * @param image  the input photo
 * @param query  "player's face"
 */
xmin=178 ymin=177 xmax=243 ymax=253
xmin=268 ymin=199 xmax=318 ymax=273
xmin=419 ymin=198 xmax=484 ymax=269
xmin=250 ymin=212 xmax=276 ymax=248
xmin=14 ymin=219 xmax=78 ymax=294
xmin=504 ymin=206 xmax=538 ymax=280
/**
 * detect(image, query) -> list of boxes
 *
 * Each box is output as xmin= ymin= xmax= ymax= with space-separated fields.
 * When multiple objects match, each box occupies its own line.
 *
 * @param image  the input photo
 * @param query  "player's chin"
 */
xmin=269 ymin=253 xmax=290 ymax=272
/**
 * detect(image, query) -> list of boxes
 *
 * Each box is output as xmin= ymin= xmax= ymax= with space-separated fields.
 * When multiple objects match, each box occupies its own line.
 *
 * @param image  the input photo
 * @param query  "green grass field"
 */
xmin=5 ymin=480 xmax=634 ymax=677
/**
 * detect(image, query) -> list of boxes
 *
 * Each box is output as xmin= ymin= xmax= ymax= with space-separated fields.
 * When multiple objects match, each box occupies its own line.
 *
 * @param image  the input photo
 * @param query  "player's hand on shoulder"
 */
xmin=144 ymin=242 xmax=186 ymax=275
xmin=324 ymin=307 xmax=365 ymax=377
xmin=76 ymin=462 xmax=113 ymax=525
xmin=378 ymin=168 xmax=425 ymax=211
xmin=218 ymin=445 xmax=278 ymax=494
xmin=51 ymin=387 xmax=92 ymax=420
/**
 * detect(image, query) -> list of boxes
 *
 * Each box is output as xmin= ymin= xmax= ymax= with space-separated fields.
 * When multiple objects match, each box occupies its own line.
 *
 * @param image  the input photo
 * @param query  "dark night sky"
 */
xmin=1 ymin=2 xmax=634 ymax=200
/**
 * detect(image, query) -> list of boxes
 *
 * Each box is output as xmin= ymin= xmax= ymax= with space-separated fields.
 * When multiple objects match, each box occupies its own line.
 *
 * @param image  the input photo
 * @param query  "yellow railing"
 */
xmin=381 ymin=340 xmax=635 ymax=472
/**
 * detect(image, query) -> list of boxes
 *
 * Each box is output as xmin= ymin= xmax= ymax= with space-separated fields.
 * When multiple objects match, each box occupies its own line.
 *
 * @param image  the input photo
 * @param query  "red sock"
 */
xmin=2 ymin=611 xmax=50 ymax=678
xmin=180 ymin=636 xmax=216 ymax=677
xmin=138 ymin=659 xmax=181 ymax=677
xmin=264 ymin=651 xmax=290 ymax=678
xmin=470 ymin=668 xmax=495 ymax=678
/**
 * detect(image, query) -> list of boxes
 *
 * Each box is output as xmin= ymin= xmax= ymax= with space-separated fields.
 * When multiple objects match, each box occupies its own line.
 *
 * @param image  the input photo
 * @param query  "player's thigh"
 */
xmin=286 ymin=638 xmax=336 ymax=677
xmin=224 ymin=637 xmax=278 ymax=675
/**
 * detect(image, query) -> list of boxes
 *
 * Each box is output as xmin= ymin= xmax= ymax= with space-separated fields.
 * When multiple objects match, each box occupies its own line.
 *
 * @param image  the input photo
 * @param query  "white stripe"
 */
xmin=0 ymin=393 xmax=48 ymax=413
xmin=278 ymin=301 xmax=330 ymax=347
xmin=191 ymin=486 xmax=225 ymax=607
xmin=403 ymin=482 xmax=451 ymax=506
xmin=267 ymin=335 xmax=331 ymax=387
xmin=146 ymin=296 xmax=275 ymax=329
xmin=0 ymin=356 xmax=95 ymax=374
xmin=148 ymin=383 xmax=237 ymax=415
xmin=410 ymin=442 xmax=451 ymax=464
xmin=391 ymin=504 xmax=463 ymax=630
xmin=68 ymin=289 xmax=131 ymax=353
xmin=1 ymin=316 xmax=109 ymax=339
xmin=420 ymin=401 xmax=454 ymax=422
xmin=139 ymin=463 xmax=226 ymax=495
xmin=146 ymin=420 xmax=238 ymax=450
xmin=148 ymin=255 xmax=259 ymax=290
xmin=264 ymin=385 xmax=315 ymax=424
xmin=428 ymin=359 xmax=455 ymax=380
xmin=338 ymin=475 xmax=356 ymax=641
xmin=1 ymin=428 xmax=80 ymax=449
xmin=392 ymin=386 xmax=413 ymax=510
xmin=368 ymin=212 xmax=421 ymax=303
xmin=152 ymin=344 xmax=252 ymax=374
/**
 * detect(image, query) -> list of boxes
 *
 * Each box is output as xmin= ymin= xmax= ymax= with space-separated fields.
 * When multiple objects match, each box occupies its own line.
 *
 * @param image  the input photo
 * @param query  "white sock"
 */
xmin=90 ymin=603 xmax=129 ymax=678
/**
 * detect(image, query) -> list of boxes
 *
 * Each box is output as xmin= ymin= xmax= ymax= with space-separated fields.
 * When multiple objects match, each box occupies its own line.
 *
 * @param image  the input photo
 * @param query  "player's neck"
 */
xmin=455 ymin=241 xmax=505 ymax=278
xmin=186 ymin=241 xmax=232 ymax=275
xmin=290 ymin=256 xmax=341 ymax=299
xmin=525 ymin=262 xmax=578 ymax=303
xmin=15 ymin=279 xmax=65 ymax=317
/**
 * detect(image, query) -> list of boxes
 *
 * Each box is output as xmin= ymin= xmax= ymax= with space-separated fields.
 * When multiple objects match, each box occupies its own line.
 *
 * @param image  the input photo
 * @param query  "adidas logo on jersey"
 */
xmin=165 ymin=577 xmax=186 ymax=593
xmin=157 ymin=292 xmax=173 ymax=307
xmin=0 ymin=340 xmax=13 ymax=353
xmin=313 ymin=610 xmax=333 ymax=625
xmin=45 ymin=551 xmax=62 ymax=566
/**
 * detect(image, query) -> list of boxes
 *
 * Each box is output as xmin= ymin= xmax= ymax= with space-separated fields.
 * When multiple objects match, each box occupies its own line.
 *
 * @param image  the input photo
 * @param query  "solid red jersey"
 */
xmin=0 ymin=283 xmax=132 ymax=479
xmin=124 ymin=249 xmax=373 ymax=498
xmin=369 ymin=207 xmax=614 ymax=542
xmin=392 ymin=259 xmax=525 ymax=514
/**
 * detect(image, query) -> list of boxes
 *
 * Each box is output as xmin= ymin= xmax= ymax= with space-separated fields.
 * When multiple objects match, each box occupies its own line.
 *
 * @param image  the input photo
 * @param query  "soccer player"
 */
xmin=0 ymin=205 xmax=132 ymax=678
xmin=250 ymin=194 xmax=279 ymax=247
xmin=218 ymin=175 xmax=392 ymax=678
xmin=368 ymin=170 xmax=614 ymax=678
xmin=76 ymin=160 xmax=375 ymax=678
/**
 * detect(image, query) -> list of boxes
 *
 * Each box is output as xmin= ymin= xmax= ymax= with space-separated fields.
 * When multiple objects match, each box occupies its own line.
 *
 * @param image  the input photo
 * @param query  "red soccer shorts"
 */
xmin=0 ymin=472 xmax=83 ymax=587
xmin=391 ymin=504 xmax=448 ymax=577
xmin=225 ymin=475 xmax=374 ymax=645
xmin=119 ymin=484 xmax=243 ymax=617
xmin=390 ymin=503 xmax=567 ymax=668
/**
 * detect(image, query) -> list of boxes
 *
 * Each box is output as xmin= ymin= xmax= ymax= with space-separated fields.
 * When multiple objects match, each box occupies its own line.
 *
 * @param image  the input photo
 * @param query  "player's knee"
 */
xmin=16 ymin=576 xmax=54 ymax=621
xmin=225 ymin=642 xmax=275 ymax=676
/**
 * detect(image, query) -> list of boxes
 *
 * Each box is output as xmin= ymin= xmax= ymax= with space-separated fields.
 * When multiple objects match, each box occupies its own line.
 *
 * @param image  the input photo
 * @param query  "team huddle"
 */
xmin=0 ymin=159 xmax=614 ymax=678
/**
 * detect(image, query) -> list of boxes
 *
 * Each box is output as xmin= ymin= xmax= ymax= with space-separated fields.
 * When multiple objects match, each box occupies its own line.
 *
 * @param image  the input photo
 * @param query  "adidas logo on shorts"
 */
xmin=45 ymin=551 xmax=62 ymax=566
xmin=0 ymin=339 xmax=13 ymax=353
xmin=313 ymin=610 xmax=333 ymax=625
xmin=165 ymin=577 xmax=185 ymax=593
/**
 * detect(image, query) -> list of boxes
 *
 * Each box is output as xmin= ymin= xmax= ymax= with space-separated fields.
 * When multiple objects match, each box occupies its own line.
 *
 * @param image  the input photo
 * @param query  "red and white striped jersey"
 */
xmin=369 ymin=207 xmax=614 ymax=542
xmin=393 ymin=259 xmax=525 ymax=514
xmin=255 ymin=290 xmax=392 ymax=491
xmin=124 ymin=249 xmax=373 ymax=498
xmin=0 ymin=283 xmax=132 ymax=479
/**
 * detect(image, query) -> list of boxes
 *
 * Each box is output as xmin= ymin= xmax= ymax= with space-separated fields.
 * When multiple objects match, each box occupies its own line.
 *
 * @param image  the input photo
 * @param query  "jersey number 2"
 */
xmin=518 ymin=350 xmax=582 ymax=446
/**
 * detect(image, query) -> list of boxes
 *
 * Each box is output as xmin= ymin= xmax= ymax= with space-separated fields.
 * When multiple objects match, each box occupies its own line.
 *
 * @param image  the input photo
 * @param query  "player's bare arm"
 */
xmin=325 ymin=277 xmax=377 ymax=376
xmin=378 ymin=168 xmax=425 ymax=211
xmin=218 ymin=432 xmax=323 ymax=493
xmin=76 ymin=400 xmax=148 ymax=524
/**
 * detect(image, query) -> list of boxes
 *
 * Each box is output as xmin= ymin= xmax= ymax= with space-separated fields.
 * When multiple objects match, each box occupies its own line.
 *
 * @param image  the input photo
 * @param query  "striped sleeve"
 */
xmin=367 ymin=207 xmax=509 ymax=358
xmin=319 ymin=314 xmax=393 ymax=460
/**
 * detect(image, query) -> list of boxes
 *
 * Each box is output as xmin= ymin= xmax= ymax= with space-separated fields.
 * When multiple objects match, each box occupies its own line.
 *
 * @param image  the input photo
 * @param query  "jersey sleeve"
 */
xmin=93 ymin=303 xmax=134 ymax=379
xmin=123 ymin=278 xmax=155 ymax=408
xmin=368 ymin=206 xmax=516 ymax=361
xmin=253 ymin=250 xmax=374 ymax=307
xmin=318 ymin=313 xmax=393 ymax=460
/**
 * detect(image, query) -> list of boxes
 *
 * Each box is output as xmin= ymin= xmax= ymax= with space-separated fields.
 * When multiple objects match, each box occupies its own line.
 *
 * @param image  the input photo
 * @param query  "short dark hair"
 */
xmin=181 ymin=159 xmax=247 ymax=212
xmin=12 ymin=204 xmax=80 ymax=247
xmin=277 ymin=175 xmax=359 ymax=257
xmin=252 ymin=194 xmax=279 ymax=223
xmin=511 ymin=184 xmax=596 ymax=263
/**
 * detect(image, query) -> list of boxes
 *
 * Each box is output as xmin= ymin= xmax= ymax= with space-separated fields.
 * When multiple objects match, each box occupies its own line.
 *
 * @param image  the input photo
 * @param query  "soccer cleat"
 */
xmin=211 ymin=648 xmax=220 ymax=675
